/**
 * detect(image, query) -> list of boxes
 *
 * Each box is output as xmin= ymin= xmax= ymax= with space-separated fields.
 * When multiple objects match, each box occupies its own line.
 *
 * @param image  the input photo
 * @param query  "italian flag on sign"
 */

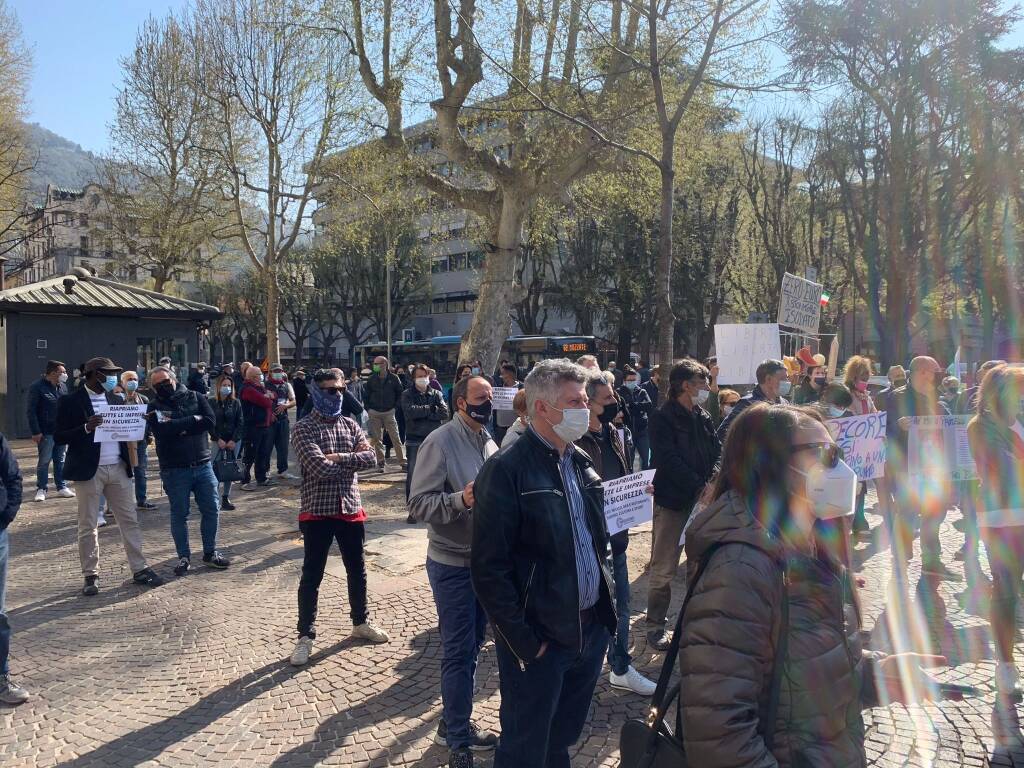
xmin=819 ymin=290 xmax=830 ymax=307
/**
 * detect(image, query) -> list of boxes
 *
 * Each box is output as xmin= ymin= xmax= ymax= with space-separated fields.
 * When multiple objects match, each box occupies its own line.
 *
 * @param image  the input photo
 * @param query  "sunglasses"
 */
xmin=792 ymin=442 xmax=843 ymax=468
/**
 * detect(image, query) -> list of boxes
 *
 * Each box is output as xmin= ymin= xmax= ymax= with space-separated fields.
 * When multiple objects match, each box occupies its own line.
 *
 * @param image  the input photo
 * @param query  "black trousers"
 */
xmin=297 ymin=518 xmax=368 ymax=638
xmin=242 ymin=426 xmax=272 ymax=483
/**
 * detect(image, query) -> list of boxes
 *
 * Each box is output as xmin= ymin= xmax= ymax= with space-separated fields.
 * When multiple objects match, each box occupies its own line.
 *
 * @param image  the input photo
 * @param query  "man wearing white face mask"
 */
xmin=716 ymin=358 xmax=791 ymax=441
xmin=401 ymin=364 xmax=449 ymax=503
xmin=472 ymin=359 xmax=617 ymax=768
xmin=27 ymin=360 xmax=73 ymax=502
xmin=646 ymin=359 xmax=722 ymax=650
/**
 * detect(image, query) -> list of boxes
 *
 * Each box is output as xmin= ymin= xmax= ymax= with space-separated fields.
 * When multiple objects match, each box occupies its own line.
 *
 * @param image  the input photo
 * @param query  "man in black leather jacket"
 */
xmin=472 ymin=359 xmax=616 ymax=768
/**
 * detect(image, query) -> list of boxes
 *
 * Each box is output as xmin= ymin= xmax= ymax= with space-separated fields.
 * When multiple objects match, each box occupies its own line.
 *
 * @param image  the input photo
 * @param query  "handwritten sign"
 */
xmin=93 ymin=404 xmax=147 ymax=443
xmin=778 ymin=272 xmax=823 ymax=334
xmin=492 ymin=387 xmax=518 ymax=411
xmin=826 ymin=412 xmax=887 ymax=480
xmin=713 ymin=323 xmax=783 ymax=385
xmin=603 ymin=470 xmax=656 ymax=535
xmin=908 ymin=415 xmax=977 ymax=481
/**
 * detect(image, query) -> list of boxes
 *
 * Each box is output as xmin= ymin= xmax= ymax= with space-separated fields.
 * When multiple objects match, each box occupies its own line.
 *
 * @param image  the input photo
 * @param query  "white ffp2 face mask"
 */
xmin=793 ymin=459 xmax=857 ymax=520
xmin=545 ymin=403 xmax=591 ymax=443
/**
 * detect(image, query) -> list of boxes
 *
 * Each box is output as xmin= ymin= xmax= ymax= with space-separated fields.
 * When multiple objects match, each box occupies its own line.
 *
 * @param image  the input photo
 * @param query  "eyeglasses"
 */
xmin=791 ymin=442 xmax=843 ymax=468
xmin=318 ymin=386 xmax=344 ymax=394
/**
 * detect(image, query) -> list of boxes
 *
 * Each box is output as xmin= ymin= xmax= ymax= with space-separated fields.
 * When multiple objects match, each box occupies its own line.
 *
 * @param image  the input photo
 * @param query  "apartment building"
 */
xmin=10 ymin=184 xmax=245 ymax=294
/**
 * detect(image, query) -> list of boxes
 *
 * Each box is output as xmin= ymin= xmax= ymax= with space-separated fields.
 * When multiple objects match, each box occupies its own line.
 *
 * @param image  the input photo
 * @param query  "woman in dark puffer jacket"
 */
xmin=677 ymin=403 xmax=943 ymax=768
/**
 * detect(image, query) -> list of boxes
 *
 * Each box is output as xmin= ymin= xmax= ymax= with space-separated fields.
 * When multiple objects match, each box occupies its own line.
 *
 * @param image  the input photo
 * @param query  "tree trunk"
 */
xmin=460 ymin=195 xmax=524 ymax=371
xmin=655 ymin=153 xmax=675 ymax=396
xmin=153 ymin=270 xmax=168 ymax=294
xmin=265 ymin=269 xmax=281 ymax=366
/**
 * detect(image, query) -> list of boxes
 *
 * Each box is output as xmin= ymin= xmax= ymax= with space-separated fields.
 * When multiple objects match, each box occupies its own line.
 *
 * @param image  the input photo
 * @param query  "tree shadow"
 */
xmin=51 ymin=639 xmax=353 ymax=767
xmin=267 ymin=628 xmax=458 ymax=767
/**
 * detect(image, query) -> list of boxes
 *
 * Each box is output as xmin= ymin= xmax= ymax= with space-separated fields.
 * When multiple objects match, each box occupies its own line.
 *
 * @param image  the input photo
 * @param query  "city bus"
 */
xmin=353 ymin=335 xmax=597 ymax=380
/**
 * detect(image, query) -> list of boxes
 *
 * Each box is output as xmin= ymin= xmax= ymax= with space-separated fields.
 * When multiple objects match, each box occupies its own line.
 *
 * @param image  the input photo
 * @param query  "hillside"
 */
xmin=22 ymin=123 xmax=99 ymax=202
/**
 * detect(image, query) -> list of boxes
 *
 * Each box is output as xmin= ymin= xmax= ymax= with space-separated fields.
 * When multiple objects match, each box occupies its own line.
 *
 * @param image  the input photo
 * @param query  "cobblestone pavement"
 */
xmin=2 ymin=437 xmax=1024 ymax=766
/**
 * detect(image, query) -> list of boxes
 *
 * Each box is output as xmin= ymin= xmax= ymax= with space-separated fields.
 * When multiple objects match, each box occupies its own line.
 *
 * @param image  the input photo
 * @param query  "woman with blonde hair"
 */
xmin=967 ymin=364 xmax=1024 ymax=699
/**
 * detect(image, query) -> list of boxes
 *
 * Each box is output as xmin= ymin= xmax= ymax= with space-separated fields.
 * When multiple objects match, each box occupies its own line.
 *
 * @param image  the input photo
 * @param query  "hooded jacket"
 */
xmin=677 ymin=490 xmax=871 ymax=768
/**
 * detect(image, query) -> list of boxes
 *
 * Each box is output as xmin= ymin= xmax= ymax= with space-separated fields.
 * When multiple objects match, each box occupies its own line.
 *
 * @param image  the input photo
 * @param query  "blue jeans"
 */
xmin=161 ymin=463 xmax=220 ymax=560
xmin=272 ymin=417 xmax=290 ymax=474
xmin=0 ymin=528 xmax=9 ymax=674
xmin=634 ymin=431 xmax=650 ymax=471
xmin=607 ymin=551 xmax=632 ymax=675
xmin=493 ymin=619 xmax=609 ymax=768
xmin=35 ymin=435 xmax=66 ymax=491
xmin=134 ymin=443 xmax=149 ymax=505
xmin=426 ymin=557 xmax=488 ymax=750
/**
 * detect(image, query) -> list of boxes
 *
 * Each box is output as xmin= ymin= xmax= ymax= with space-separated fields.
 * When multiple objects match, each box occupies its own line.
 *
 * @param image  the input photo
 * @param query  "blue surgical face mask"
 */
xmin=124 ymin=379 xmax=139 ymax=392
xmin=827 ymin=405 xmax=845 ymax=418
xmin=220 ymin=386 xmax=233 ymax=398
xmin=102 ymin=375 xmax=119 ymax=392
xmin=624 ymin=380 xmax=638 ymax=391
xmin=779 ymin=380 xmax=793 ymax=397
xmin=471 ymin=366 xmax=481 ymax=375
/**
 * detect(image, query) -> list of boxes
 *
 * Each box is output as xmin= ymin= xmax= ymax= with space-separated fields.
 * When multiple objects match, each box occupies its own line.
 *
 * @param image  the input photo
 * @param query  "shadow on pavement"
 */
xmin=51 ymin=639 xmax=354 ymax=767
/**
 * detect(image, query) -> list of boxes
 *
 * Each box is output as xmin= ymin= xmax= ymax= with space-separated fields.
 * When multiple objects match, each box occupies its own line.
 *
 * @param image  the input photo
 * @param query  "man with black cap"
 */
xmin=55 ymin=357 xmax=163 ymax=596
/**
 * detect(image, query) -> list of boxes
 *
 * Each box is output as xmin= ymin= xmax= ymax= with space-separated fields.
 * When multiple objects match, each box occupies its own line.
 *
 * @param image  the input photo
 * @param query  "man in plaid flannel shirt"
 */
xmin=289 ymin=369 xmax=390 ymax=666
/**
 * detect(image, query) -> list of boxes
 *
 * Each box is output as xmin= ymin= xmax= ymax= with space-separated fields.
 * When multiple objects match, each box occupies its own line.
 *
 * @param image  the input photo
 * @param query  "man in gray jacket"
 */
xmin=408 ymin=375 xmax=499 ymax=768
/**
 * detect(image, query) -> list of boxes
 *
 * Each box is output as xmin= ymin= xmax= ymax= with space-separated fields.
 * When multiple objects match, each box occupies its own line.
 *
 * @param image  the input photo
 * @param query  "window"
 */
xmin=79 ymin=236 xmax=89 ymax=257
xmin=448 ymin=226 xmax=466 ymax=240
xmin=79 ymin=213 xmax=88 ymax=228
xmin=431 ymin=255 xmax=449 ymax=274
xmin=450 ymin=252 xmax=468 ymax=271
xmin=467 ymin=251 xmax=484 ymax=270
xmin=432 ymin=298 xmax=446 ymax=314
xmin=104 ymin=241 xmax=113 ymax=260
xmin=448 ymin=298 xmax=466 ymax=313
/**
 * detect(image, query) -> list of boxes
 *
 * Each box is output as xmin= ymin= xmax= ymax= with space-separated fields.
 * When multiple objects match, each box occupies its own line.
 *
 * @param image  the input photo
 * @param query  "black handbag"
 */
xmin=212 ymin=448 xmax=245 ymax=483
xmin=619 ymin=544 xmax=789 ymax=768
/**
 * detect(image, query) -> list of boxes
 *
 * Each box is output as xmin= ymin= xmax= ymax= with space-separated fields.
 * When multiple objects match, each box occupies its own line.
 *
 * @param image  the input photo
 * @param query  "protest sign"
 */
xmin=908 ymin=415 xmax=977 ymax=481
xmin=492 ymin=387 xmax=518 ymax=411
xmin=713 ymin=323 xmax=782 ymax=385
xmin=778 ymin=272 xmax=824 ymax=334
xmin=93 ymin=403 xmax=148 ymax=443
xmin=604 ymin=470 xmax=656 ymax=536
xmin=826 ymin=412 xmax=887 ymax=480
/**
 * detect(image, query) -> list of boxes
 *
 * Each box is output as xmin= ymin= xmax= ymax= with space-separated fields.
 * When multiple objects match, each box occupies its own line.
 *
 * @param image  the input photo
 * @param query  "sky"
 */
xmin=12 ymin=0 xmax=1024 ymax=155
xmin=14 ymin=0 xmax=188 ymax=154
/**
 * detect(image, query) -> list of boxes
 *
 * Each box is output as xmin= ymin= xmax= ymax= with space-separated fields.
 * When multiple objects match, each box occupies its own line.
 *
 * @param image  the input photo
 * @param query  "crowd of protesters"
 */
xmin=1 ymin=347 xmax=1022 ymax=768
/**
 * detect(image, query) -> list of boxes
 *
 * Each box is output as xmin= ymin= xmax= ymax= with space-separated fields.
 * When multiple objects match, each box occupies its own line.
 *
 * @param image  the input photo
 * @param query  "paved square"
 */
xmin=1 ymin=438 xmax=1023 ymax=766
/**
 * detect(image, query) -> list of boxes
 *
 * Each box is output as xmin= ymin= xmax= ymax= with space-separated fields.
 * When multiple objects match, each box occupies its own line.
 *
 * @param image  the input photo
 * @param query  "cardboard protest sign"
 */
xmin=778 ymin=272 xmax=824 ymax=334
xmin=908 ymin=415 xmax=977 ymax=481
xmin=713 ymin=323 xmax=783 ymax=385
xmin=492 ymin=387 xmax=518 ymax=411
xmin=826 ymin=412 xmax=887 ymax=480
xmin=603 ymin=470 xmax=656 ymax=536
xmin=93 ymin=403 xmax=147 ymax=443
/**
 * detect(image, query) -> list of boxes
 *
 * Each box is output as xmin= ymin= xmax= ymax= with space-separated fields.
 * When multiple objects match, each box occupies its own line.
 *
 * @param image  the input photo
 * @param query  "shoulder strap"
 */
xmin=763 ymin=567 xmax=789 ymax=750
xmin=645 ymin=544 xmax=789 ymax=746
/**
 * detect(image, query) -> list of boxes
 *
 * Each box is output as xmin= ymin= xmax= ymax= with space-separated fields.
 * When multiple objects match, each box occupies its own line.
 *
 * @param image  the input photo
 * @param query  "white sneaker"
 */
xmin=996 ymin=662 xmax=1023 ymax=700
xmin=97 ymin=516 xmax=108 ymax=527
xmin=351 ymin=622 xmax=390 ymax=644
xmin=278 ymin=471 xmax=300 ymax=481
xmin=33 ymin=489 xmax=46 ymax=502
xmin=57 ymin=487 xmax=76 ymax=498
xmin=610 ymin=666 xmax=657 ymax=696
xmin=290 ymin=636 xmax=313 ymax=666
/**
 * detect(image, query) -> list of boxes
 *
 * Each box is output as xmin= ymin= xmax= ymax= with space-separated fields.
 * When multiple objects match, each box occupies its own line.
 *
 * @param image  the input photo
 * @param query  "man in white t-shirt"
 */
xmin=54 ymin=357 xmax=163 ymax=596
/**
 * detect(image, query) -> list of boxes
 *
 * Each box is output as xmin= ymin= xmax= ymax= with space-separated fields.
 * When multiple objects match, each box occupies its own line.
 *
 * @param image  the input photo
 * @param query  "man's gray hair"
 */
xmin=148 ymin=365 xmax=176 ymax=384
xmin=575 ymin=354 xmax=598 ymax=368
xmin=525 ymin=359 xmax=591 ymax=418
xmin=586 ymin=371 xmax=614 ymax=400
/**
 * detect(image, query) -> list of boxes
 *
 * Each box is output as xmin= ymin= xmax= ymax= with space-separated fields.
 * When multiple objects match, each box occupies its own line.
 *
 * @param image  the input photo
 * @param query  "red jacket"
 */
xmin=241 ymin=382 xmax=275 ymax=428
